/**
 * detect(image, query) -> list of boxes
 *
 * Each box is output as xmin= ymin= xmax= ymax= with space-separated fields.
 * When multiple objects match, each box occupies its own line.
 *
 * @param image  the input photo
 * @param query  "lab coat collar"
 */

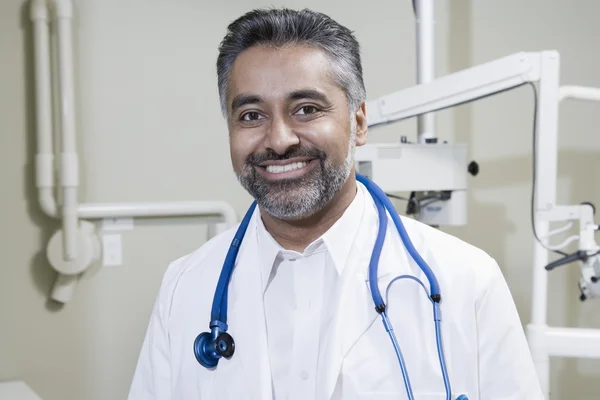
xmin=253 ymin=179 xmax=366 ymax=291
xmin=320 ymin=181 xmax=366 ymax=276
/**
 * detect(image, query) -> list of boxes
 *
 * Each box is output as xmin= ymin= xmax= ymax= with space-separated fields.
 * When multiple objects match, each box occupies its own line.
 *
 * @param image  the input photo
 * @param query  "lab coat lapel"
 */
xmin=320 ymin=209 xmax=385 ymax=400
xmin=320 ymin=247 xmax=377 ymax=400
xmin=225 ymin=222 xmax=273 ymax=400
xmin=320 ymin=195 xmax=413 ymax=400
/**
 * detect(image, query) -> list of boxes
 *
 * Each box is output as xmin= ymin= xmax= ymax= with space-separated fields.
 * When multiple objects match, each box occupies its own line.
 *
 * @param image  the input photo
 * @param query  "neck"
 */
xmin=260 ymin=176 xmax=357 ymax=252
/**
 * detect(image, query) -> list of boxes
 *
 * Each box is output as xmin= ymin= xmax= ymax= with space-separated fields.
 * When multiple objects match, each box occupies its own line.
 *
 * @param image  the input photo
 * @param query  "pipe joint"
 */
xmin=30 ymin=0 xmax=49 ymax=21
xmin=60 ymin=153 xmax=79 ymax=187
xmin=50 ymin=0 xmax=73 ymax=19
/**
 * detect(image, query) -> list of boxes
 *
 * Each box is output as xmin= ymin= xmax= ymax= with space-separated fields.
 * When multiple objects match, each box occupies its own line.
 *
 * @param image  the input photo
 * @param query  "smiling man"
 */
xmin=128 ymin=8 xmax=544 ymax=400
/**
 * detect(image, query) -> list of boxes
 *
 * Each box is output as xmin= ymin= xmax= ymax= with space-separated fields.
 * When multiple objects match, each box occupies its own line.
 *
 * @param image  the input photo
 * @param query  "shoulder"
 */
xmin=154 ymin=224 xmax=240 ymax=315
xmin=398 ymin=216 xmax=504 ymax=298
xmin=168 ymin=226 xmax=237 ymax=278
xmin=400 ymin=216 xmax=497 ymax=268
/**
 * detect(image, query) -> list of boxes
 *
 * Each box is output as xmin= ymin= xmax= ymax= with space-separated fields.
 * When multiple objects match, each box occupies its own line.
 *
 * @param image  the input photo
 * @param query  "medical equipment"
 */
xmin=355 ymin=0 xmax=478 ymax=227
xmin=358 ymin=48 xmax=600 ymax=397
xmin=29 ymin=0 xmax=238 ymax=303
xmin=355 ymin=142 xmax=473 ymax=226
xmin=193 ymin=174 xmax=468 ymax=400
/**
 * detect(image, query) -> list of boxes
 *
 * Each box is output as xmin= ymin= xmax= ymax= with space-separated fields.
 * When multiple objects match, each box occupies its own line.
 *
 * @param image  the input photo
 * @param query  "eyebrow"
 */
xmin=287 ymin=89 xmax=330 ymax=104
xmin=230 ymin=94 xmax=263 ymax=113
xmin=230 ymin=89 xmax=331 ymax=113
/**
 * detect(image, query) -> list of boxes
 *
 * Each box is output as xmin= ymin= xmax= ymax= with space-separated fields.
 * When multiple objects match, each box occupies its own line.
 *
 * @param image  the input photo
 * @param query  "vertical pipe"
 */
xmin=31 ymin=0 xmax=59 ymax=218
xmin=527 ymin=51 xmax=561 ymax=399
xmin=53 ymin=0 xmax=79 ymax=261
xmin=415 ymin=0 xmax=436 ymax=143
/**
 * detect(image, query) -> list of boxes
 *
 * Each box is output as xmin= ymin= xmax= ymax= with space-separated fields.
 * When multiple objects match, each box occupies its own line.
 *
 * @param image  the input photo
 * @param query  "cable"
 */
xmin=356 ymin=174 xmax=441 ymax=296
xmin=381 ymin=312 xmax=415 ymax=400
xmin=528 ymin=83 xmax=568 ymax=257
xmin=435 ymin=316 xmax=452 ymax=400
xmin=384 ymin=275 xmax=453 ymax=400
xmin=386 ymin=193 xmax=409 ymax=201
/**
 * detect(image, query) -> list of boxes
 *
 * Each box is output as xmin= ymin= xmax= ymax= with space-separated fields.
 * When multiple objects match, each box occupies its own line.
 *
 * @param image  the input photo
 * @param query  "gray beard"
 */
xmin=237 ymin=120 xmax=356 ymax=221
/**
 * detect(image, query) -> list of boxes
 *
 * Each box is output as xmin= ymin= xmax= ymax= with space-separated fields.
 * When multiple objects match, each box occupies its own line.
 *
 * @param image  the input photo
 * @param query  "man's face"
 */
xmin=227 ymin=45 xmax=367 ymax=220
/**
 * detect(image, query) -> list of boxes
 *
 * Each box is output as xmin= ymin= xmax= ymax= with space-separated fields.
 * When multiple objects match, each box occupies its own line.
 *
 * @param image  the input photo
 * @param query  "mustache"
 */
xmin=246 ymin=147 xmax=326 ymax=165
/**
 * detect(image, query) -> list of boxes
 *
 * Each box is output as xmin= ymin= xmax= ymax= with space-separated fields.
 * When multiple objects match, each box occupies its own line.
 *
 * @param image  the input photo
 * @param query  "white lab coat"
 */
xmin=128 ymin=182 xmax=544 ymax=400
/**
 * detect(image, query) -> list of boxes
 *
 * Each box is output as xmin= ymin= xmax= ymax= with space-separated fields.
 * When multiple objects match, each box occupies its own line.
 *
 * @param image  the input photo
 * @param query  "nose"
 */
xmin=264 ymin=116 xmax=300 ymax=155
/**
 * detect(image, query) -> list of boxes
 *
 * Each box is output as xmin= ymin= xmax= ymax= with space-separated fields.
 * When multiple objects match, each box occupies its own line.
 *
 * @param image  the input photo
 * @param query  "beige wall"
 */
xmin=1 ymin=0 xmax=599 ymax=399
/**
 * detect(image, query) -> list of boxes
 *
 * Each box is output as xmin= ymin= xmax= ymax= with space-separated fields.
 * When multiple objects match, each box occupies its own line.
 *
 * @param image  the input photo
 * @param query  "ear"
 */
xmin=354 ymin=101 xmax=368 ymax=146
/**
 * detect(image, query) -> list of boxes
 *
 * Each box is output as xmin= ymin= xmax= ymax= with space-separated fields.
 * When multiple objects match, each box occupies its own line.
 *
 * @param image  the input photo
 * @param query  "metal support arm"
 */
xmin=363 ymin=50 xmax=600 ymax=398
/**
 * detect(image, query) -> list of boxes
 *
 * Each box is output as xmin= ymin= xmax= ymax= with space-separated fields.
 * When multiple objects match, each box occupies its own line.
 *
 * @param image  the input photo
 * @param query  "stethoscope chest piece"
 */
xmin=194 ymin=327 xmax=236 ymax=368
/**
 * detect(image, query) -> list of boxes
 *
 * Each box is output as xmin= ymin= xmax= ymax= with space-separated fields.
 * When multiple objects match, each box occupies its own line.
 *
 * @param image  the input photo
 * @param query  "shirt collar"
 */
xmin=254 ymin=181 xmax=367 ymax=291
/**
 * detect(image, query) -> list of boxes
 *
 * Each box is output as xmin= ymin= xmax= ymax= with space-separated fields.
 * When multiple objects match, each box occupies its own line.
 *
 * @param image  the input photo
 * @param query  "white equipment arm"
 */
xmin=366 ymin=52 xmax=542 ymax=126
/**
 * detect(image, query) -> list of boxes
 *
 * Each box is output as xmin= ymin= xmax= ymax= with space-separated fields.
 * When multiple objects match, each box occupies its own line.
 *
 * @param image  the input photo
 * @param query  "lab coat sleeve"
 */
xmin=475 ymin=261 xmax=544 ymax=399
xmin=127 ymin=269 xmax=174 ymax=400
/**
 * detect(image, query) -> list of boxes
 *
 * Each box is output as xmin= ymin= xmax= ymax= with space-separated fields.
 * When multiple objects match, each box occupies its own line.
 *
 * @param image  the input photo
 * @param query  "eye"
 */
xmin=240 ymin=111 xmax=264 ymax=121
xmin=295 ymin=105 xmax=319 ymax=115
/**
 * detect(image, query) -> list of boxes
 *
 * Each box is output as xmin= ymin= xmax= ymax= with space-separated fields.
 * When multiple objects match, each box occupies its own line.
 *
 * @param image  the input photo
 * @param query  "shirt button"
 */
xmin=300 ymin=370 xmax=309 ymax=380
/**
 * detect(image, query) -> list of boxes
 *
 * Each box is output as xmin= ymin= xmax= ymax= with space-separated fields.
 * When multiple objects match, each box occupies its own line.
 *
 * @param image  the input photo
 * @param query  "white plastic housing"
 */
xmin=355 ymin=143 xmax=468 ymax=192
xmin=418 ymin=190 xmax=467 ymax=226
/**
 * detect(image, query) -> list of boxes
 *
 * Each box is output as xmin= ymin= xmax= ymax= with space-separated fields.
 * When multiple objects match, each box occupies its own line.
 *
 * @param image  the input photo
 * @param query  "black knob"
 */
xmin=216 ymin=332 xmax=235 ymax=358
xmin=425 ymin=138 xmax=438 ymax=144
xmin=468 ymin=161 xmax=479 ymax=176
xmin=401 ymin=136 xmax=408 ymax=143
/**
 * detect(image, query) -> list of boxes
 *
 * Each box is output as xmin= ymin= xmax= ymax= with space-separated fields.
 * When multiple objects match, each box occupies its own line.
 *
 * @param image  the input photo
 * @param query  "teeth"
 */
xmin=266 ymin=161 xmax=309 ymax=174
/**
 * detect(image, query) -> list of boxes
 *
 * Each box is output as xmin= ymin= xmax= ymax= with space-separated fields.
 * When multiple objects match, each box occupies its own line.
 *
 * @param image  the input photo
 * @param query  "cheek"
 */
xmin=304 ymin=119 xmax=350 ymax=161
xmin=229 ymin=130 xmax=261 ymax=172
xmin=229 ymin=138 xmax=246 ymax=172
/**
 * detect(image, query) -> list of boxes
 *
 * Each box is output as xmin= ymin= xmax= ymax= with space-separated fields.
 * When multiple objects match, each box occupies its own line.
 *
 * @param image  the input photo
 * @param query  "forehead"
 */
xmin=228 ymin=45 xmax=342 ymax=103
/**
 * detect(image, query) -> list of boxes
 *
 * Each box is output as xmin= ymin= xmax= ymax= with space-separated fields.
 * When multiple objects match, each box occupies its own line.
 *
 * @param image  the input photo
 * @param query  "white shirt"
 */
xmin=255 ymin=187 xmax=365 ymax=400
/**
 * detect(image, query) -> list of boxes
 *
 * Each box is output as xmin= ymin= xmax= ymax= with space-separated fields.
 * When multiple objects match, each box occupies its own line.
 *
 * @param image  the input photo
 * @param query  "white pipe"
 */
xmin=50 ymin=273 xmax=81 ymax=303
xmin=52 ymin=0 xmax=79 ymax=261
xmin=78 ymin=201 xmax=238 ymax=227
xmin=33 ymin=0 xmax=239 ymax=303
xmin=531 ymin=229 xmax=550 ymax=325
xmin=545 ymin=327 xmax=600 ymax=358
xmin=415 ymin=0 xmax=436 ymax=143
xmin=559 ymin=85 xmax=600 ymax=102
xmin=31 ymin=0 xmax=59 ymax=218
xmin=530 ymin=53 xmax=560 ymax=324
xmin=46 ymin=201 xmax=237 ymax=304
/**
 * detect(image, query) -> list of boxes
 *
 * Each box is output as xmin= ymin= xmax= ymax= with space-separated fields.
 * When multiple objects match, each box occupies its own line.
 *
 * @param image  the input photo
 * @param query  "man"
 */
xmin=129 ymin=8 xmax=544 ymax=400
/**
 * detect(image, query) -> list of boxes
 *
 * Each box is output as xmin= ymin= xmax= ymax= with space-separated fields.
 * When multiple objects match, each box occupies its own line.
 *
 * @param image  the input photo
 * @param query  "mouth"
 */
xmin=256 ymin=158 xmax=318 ymax=180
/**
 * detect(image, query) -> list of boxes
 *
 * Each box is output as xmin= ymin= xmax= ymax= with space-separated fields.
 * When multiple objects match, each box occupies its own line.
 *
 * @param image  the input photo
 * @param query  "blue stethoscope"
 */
xmin=194 ymin=174 xmax=468 ymax=400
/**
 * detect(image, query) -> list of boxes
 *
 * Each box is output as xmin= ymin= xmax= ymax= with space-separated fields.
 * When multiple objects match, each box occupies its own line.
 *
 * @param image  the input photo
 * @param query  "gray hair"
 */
xmin=216 ymin=8 xmax=366 ymax=117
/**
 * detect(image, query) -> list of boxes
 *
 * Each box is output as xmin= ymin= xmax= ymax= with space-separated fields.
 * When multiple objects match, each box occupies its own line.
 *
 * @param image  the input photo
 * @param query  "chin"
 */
xmin=261 ymin=188 xmax=338 ymax=221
